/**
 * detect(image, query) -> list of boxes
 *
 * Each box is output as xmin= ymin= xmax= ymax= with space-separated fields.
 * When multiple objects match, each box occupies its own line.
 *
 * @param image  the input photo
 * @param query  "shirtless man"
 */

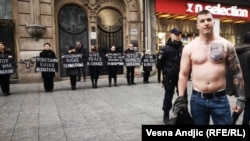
xmin=178 ymin=10 xmax=245 ymax=125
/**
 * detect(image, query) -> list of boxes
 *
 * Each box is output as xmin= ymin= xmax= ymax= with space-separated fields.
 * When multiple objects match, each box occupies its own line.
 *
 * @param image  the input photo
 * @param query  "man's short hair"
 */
xmin=196 ymin=9 xmax=212 ymax=17
xmin=44 ymin=42 xmax=51 ymax=46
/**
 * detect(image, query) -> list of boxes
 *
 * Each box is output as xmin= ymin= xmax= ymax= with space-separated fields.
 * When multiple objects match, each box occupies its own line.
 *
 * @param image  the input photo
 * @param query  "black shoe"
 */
xmin=163 ymin=112 xmax=169 ymax=124
xmin=2 ymin=93 xmax=8 ymax=96
xmin=114 ymin=84 xmax=118 ymax=87
xmin=71 ymin=87 xmax=76 ymax=90
xmin=128 ymin=83 xmax=131 ymax=85
xmin=131 ymin=82 xmax=136 ymax=85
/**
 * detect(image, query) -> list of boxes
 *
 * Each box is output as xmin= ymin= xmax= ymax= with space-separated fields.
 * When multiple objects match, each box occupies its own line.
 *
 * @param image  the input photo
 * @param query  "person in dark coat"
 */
xmin=226 ymin=32 xmax=250 ymax=125
xmin=66 ymin=46 xmax=80 ymax=90
xmin=40 ymin=42 xmax=56 ymax=92
xmin=124 ymin=43 xmax=136 ymax=85
xmin=157 ymin=28 xmax=187 ymax=124
xmin=0 ymin=41 xmax=13 ymax=96
xmin=75 ymin=41 xmax=88 ymax=82
xmin=141 ymin=49 xmax=154 ymax=84
xmin=106 ymin=45 xmax=119 ymax=87
xmin=89 ymin=45 xmax=101 ymax=88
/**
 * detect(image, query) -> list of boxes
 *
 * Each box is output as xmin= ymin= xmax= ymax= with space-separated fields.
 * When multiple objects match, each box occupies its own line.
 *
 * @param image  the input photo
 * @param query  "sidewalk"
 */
xmin=0 ymin=75 xmax=243 ymax=141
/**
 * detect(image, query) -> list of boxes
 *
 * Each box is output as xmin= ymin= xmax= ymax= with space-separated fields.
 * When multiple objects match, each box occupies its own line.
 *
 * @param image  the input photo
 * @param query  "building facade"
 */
xmin=0 ymin=0 xmax=157 ymax=83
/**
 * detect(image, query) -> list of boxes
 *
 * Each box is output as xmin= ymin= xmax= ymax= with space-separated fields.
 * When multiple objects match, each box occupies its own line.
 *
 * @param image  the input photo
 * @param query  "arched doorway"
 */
xmin=58 ymin=5 xmax=88 ymax=77
xmin=97 ymin=8 xmax=123 ymax=74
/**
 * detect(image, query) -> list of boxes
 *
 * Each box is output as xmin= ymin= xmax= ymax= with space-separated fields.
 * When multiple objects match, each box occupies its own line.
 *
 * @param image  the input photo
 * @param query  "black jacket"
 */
xmin=157 ymin=38 xmax=183 ymax=75
xmin=76 ymin=46 xmax=88 ymax=62
xmin=66 ymin=51 xmax=80 ymax=76
xmin=39 ymin=50 xmax=56 ymax=78
xmin=141 ymin=54 xmax=154 ymax=72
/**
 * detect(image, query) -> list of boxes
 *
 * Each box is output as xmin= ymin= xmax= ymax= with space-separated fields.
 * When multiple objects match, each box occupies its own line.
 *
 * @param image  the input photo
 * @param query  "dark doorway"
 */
xmin=97 ymin=8 xmax=123 ymax=75
xmin=0 ymin=19 xmax=16 ymax=78
xmin=58 ymin=5 xmax=88 ymax=77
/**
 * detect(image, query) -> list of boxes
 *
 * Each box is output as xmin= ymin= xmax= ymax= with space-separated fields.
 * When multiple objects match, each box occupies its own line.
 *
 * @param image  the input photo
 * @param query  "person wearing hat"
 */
xmin=157 ymin=27 xmax=187 ymax=124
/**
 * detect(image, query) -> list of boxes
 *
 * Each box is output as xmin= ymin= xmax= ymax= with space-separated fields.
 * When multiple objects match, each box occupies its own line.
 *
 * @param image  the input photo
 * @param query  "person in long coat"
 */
xmin=0 ymin=41 xmax=14 ymax=96
xmin=106 ymin=45 xmax=119 ymax=87
xmin=89 ymin=45 xmax=101 ymax=88
xmin=66 ymin=46 xmax=80 ymax=90
xmin=141 ymin=49 xmax=154 ymax=84
xmin=39 ymin=42 xmax=56 ymax=92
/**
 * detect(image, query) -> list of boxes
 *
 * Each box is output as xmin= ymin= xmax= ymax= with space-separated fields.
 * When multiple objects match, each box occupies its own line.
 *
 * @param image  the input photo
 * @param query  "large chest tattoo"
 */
xmin=209 ymin=42 xmax=224 ymax=61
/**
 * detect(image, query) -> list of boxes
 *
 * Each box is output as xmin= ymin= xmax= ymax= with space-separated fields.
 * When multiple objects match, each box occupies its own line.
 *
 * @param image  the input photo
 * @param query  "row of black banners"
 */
xmin=0 ymin=53 xmax=156 ymax=74
xmin=34 ymin=53 xmax=156 ymax=72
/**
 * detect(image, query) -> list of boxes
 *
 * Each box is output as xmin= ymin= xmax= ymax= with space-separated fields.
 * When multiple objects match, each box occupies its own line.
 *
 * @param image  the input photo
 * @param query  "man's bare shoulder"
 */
xmin=185 ymin=38 xmax=198 ymax=48
xmin=216 ymin=36 xmax=233 ymax=48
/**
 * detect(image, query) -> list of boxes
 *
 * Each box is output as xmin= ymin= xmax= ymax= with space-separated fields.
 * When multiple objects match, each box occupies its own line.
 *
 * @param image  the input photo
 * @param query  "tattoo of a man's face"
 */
xmin=209 ymin=42 xmax=224 ymax=61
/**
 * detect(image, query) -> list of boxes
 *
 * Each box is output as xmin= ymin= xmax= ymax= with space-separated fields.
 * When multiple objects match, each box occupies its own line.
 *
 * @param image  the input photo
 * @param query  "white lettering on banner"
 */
xmin=186 ymin=3 xmax=248 ymax=18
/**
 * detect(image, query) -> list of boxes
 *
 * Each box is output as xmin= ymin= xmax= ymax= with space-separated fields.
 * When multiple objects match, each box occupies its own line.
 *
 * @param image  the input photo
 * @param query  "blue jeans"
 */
xmin=191 ymin=91 xmax=232 ymax=125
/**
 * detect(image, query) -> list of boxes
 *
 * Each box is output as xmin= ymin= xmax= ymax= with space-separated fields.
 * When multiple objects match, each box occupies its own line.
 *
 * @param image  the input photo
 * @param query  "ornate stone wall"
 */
xmin=12 ymin=0 xmax=145 ymax=83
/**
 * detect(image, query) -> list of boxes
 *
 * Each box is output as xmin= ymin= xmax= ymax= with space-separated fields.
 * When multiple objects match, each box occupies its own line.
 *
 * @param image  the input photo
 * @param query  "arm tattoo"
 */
xmin=228 ymin=47 xmax=245 ymax=101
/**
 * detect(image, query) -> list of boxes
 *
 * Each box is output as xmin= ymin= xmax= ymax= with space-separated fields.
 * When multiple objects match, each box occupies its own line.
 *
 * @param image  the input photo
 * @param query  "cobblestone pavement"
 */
xmin=0 ymin=75 xmax=243 ymax=141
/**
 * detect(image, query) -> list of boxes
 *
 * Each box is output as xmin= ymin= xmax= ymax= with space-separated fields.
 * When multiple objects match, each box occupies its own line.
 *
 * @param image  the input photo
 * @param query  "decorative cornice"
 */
xmin=81 ymin=0 xmax=110 ymax=10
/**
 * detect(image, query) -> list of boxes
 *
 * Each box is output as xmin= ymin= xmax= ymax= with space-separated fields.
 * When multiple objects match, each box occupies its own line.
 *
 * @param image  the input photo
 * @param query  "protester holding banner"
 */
xmin=124 ymin=43 xmax=137 ymax=85
xmin=0 ymin=41 xmax=14 ymax=96
xmin=141 ymin=49 xmax=155 ymax=84
xmin=66 ymin=46 xmax=80 ymax=90
xmin=106 ymin=45 xmax=121 ymax=87
xmin=75 ymin=41 xmax=88 ymax=82
xmin=88 ymin=45 xmax=101 ymax=88
xmin=39 ymin=42 xmax=56 ymax=92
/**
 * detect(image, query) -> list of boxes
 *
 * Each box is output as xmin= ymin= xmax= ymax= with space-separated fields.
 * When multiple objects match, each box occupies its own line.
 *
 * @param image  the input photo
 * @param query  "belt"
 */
xmin=193 ymin=89 xmax=226 ymax=99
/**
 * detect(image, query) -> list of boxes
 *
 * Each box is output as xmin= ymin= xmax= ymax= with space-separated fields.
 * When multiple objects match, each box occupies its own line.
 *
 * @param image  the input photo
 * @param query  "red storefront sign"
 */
xmin=155 ymin=0 xmax=250 ymax=20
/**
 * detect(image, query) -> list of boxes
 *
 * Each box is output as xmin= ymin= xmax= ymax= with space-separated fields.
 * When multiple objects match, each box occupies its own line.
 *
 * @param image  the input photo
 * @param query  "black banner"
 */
xmin=61 ymin=54 xmax=83 ymax=68
xmin=35 ymin=57 xmax=58 ymax=72
xmin=142 ymin=125 xmax=250 ymax=141
xmin=142 ymin=55 xmax=155 ymax=67
xmin=106 ymin=53 xmax=124 ymax=66
xmin=87 ymin=53 xmax=103 ymax=66
xmin=124 ymin=53 xmax=141 ymax=67
xmin=0 ymin=58 xmax=16 ymax=74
